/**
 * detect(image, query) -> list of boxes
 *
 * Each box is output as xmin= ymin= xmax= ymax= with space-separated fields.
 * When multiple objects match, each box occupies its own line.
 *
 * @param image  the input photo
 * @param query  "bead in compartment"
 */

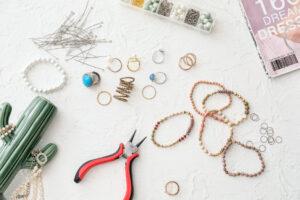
xmin=184 ymin=8 xmax=200 ymax=26
xmin=198 ymin=12 xmax=214 ymax=31
xmin=157 ymin=0 xmax=173 ymax=17
xmin=131 ymin=0 xmax=145 ymax=8
xmin=144 ymin=0 xmax=160 ymax=13
xmin=170 ymin=4 xmax=188 ymax=22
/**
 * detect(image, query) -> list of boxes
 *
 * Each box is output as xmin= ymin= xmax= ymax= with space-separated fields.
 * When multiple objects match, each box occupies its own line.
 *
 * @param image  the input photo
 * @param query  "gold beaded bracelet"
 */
xmin=189 ymin=80 xmax=266 ymax=178
xmin=201 ymin=89 xmax=250 ymax=126
xmin=151 ymin=111 xmax=195 ymax=148
xmin=198 ymin=111 xmax=234 ymax=157
xmin=189 ymin=80 xmax=233 ymax=121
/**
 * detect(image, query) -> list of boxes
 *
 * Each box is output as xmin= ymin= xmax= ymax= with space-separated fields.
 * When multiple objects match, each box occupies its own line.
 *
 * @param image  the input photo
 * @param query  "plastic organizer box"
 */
xmin=120 ymin=0 xmax=216 ymax=33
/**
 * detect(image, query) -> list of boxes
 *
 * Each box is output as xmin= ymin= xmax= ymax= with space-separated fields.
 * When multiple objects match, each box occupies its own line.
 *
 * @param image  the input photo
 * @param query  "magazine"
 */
xmin=240 ymin=0 xmax=300 ymax=77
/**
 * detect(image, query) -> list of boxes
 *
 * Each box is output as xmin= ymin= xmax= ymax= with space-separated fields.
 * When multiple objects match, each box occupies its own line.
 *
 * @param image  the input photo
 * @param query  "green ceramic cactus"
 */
xmin=0 ymin=96 xmax=58 ymax=199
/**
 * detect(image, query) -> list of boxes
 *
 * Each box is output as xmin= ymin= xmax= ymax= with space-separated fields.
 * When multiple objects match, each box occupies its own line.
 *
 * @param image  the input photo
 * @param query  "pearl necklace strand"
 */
xmin=22 ymin=58 xmax=67 ymax=94
xmin=10 ymin=166 xmax=44 ymax=200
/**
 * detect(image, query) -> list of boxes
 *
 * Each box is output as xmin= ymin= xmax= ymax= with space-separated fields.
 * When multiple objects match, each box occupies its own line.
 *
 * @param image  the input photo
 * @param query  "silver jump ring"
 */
xmin=107 ymin=57 xmax=123 ymax=73
xmin=259 ymin=145 xmax=266 ymax=152
xmin=152 ymin=49 xmax=165 ymax=64
xmin=267 ymin=136 xmax=275 ymax=145
xmin=260 ymin=128 xmax=267 ymax=135
xmin=260 ymin=135 xmax=267 ymax=143
xmin=260 ymin=122 xmax=268 ymax=129
xmin=36 ymin=152 xmax=48 ymax=166
xmin=267 ymin=127 xmax=274 ymax=136
xmin=250 ymin=113 xmax=260 ymax=122
xmin=275 ymin=136 xmax=283 ymax=144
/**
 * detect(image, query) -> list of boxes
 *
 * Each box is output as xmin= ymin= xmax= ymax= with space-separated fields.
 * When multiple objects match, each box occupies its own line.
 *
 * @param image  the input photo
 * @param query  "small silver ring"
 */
xmin=267 ymin=136 xmax=275 ymax=145
xmin=267 ymin=127 xmax=274 ymax=136
xmin=36 ymin=152 xmax=48 ymax=166
xmin=250 ymin=113 xmax=260 ymax=122
xmin=260 ymin=122 xmax=268 ymax=129
xmin=275 ymin=136 xmax=282 ymax=144
xmin=259 ymin=145 xmax=266 ymax=152
xmin=260 ymin=128 xmax=267 ymax=135
xmin=107 ymin=57 xmax=123 ymax=73
xmin=260 ymin=135 xmax=268 ymax=143
xmin=152 ymin=49 xmax=165 ymax=64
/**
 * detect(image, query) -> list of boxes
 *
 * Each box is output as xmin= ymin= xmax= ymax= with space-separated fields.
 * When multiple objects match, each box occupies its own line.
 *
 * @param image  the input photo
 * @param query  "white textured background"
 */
xmin=1 ymin=0 xmax=300 ymax=199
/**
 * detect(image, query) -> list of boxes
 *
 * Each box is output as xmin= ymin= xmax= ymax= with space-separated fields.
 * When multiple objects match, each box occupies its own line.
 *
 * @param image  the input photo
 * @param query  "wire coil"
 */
xmin=113 ymin=77 xmax=135 ymax=102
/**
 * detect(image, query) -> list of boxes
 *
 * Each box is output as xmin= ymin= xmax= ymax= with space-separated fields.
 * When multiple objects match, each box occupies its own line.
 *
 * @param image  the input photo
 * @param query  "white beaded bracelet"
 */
xmin=22 ymin=58 xmax=67 ymax=94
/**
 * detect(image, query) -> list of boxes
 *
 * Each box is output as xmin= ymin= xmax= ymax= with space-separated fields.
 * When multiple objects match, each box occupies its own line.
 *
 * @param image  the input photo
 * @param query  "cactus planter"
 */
xmin=0 ymin=96 xmax=58 ymax=199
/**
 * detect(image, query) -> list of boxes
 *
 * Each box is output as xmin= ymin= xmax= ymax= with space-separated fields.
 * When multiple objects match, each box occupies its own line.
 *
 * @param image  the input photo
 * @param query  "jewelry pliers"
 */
xmin=74 ymin=130 xmax=146 ymax=200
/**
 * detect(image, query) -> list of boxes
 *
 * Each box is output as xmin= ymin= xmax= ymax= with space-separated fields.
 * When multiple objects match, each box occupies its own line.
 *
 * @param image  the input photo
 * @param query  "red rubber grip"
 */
xmin=124 ymin=153 xmax=139 ymax=200
xmin=74 ymin=143 xmax=124 ymax=183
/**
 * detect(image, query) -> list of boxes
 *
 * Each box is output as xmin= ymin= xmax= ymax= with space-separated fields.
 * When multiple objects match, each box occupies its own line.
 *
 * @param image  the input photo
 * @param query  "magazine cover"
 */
xmin=240 ymin=0 xmax=300 ymax=78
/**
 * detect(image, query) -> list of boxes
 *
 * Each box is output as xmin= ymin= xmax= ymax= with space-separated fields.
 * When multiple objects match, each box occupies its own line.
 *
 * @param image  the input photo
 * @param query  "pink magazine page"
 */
xmin=240 ymin=0 xmax=300 ymax=77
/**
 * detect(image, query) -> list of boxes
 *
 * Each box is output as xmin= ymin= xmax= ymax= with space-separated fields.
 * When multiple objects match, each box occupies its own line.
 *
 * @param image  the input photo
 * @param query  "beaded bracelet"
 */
xmin=222 ymin=140 xmax=266 ymax=177
xmin=22 ymin=58 xmax=67 ymax=94
xmin=151 ymin=111 xmax=195 ymax=148
xmin=201 ymin=90 xmax=250 ymax=126
xmin=189 ymin=80 xmax=232 ymax=118
xmin=198 ymin=111 xmax=234 ymax=157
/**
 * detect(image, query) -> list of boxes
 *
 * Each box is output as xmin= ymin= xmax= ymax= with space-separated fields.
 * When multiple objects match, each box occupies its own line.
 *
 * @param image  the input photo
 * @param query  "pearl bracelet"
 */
xmin=22 ymin=58 xmax=67 ymax=94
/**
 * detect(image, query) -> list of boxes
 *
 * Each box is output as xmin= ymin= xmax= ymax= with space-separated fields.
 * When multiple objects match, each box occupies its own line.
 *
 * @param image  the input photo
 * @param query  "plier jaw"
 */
xmin=74 ymin=130 xmax=146 ymax=200
xmin=123 ymin=130 xmax=147 ymax=158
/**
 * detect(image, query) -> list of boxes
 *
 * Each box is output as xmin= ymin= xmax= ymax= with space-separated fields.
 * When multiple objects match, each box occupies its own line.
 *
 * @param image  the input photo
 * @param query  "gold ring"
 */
xmin=165 ymin=181 xmax=180 ymax=196
xmin=142 ymin=85 xmax=156 ymax=100
xmin=127 ymin=55 xmax=141 ymax=72
xmin=97 ymin=91 xmax=112 ymax=106
xmin=179 ymin=53 xmax=197 ymax=70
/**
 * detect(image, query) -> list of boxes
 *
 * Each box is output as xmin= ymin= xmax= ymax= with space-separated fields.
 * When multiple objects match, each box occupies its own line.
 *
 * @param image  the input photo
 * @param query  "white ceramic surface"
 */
xmin=0 ymin=0 xmax=299 ymax=199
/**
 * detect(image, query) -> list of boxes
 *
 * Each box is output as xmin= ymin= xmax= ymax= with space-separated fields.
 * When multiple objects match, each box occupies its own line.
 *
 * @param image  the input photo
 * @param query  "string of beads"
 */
xmin=151 ymin=111 xmax=194 ymax=148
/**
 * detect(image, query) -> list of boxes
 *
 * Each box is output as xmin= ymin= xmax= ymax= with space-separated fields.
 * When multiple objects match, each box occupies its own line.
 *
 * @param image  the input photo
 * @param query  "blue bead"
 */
xmin=82 ymin=74 xmax=93 ymax=87
xmin=149 ymin=73 xmax=156 ymax=81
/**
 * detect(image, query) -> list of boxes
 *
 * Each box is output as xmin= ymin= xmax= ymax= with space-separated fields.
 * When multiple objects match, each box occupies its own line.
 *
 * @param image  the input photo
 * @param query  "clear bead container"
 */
xmin=197 ymin=12 xmax=214 ymax=32
xmin=144 ymin=0 xmax=161 ymax=13
xmin=170 ymin=3 xmax=188 ymax=22
xmin=157 ymin=0 xmax=174 ymax=17
xmin=120 ymin=0 xmax=216 ymax=34
xmin=131 ymin=0 xmax=145 ymax=8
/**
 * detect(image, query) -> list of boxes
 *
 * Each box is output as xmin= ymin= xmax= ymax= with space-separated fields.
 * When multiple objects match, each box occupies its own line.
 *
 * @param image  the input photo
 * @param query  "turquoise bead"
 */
xmin=82 ymin=74 xmax=93 ymax=87
xmin=149 ymin=73 xmax=156 ymax=81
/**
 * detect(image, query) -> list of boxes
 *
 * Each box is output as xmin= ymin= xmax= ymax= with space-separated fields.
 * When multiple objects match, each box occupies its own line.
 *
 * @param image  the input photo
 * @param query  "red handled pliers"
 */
xmin=74 ymin=130 xmax=146 ymax=200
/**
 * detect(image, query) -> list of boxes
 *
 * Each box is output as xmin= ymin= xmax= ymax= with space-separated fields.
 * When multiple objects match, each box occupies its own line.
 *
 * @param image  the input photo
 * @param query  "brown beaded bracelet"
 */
xmin=222 ymin=140 xmax=266 ymax=177
xmin=151 ymin=111 xmax=195 ymax=148
xmin=189 ymin=80 xmax=233 ymax=120
xmin=199 ymin=111 xmax=234 ymax=157
xmin=201 ymin=90 xmax=250 ymax=126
